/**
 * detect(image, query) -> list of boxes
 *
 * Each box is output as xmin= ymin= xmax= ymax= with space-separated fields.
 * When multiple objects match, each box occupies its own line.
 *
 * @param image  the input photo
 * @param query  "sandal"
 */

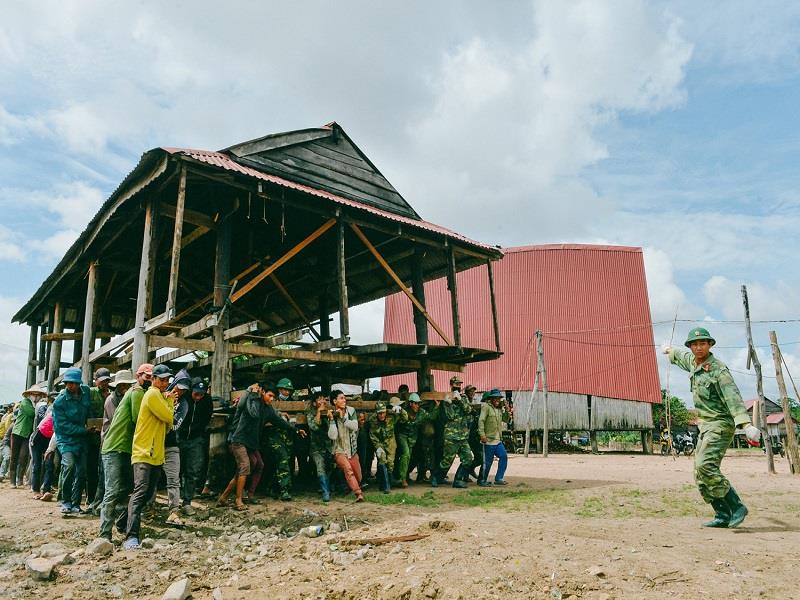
xmin=216 ymin=498 xmax=229 ymax=508
xmin=40 ymin=492 xmax=53 ymax=502
xmin=233 ymin=503 xmax=248 ymax=511
xmin=355 ymin=493 xmax=365 ymax=503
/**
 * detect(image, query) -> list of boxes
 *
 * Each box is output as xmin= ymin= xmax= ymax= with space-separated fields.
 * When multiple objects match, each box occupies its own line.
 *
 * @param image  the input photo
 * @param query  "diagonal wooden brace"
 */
xmin=349 ymin=222 xmax=453 ymax=346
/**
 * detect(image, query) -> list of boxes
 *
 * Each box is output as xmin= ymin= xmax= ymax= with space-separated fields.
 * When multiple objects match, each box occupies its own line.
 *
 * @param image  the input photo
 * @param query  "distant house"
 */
xmin=742 ymin=399 xmax=796 ymax=439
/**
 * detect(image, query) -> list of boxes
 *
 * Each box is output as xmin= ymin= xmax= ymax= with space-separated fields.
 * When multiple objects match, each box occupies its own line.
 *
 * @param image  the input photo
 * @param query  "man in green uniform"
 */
xmin=394 ymin=393 xmax=433 ymax=487
xmin=665 ymin=327 xmax=760 ymax=528
xmin=431 ymin=386 xmax=473 ymax=489
xmin=306 ymin=392 xmax=333 ymax=502
xmin=87 ymin=367 xmax=111 ymax=512
xmin=369 ymin=400 xmax=407 ymax=493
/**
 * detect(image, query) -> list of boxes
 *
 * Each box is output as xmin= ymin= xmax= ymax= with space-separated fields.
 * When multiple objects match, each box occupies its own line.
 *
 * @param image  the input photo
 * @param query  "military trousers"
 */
xmin=438 ymin=437 xmax=473 ymax=476
xmin=395 ymin=433 xmax=416 ymax=482
xmin=694 ymin=423 xmax=734 ymax=503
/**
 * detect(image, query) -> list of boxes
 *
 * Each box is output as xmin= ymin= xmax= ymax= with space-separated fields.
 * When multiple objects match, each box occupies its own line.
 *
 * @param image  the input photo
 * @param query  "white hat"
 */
xmin=109 ymin=370 xmax=136 ymax=387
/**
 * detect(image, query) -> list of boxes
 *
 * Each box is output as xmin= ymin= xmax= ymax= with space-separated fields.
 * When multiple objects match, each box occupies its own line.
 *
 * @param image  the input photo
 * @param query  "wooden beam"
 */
xmin=411 ymin=247 xmax=431 ymax=392
xmin=47 ymin=302 xmax=64 ymax=391
xmin=159 ymin=201 xmax=216 ymax=230
xmin=179 ymin=313 xmax=219 ymax=338
xmin=148 ymin=335 xmax=215 ymax=352
xmin=133 ymin=198 xmax=158 ymax=369
xmin=487 ymin=260 xmax=501 ymax=353
xmin=90 ymin=329 xmax=136 ymax=362
xmin=337 ymin=220 xmax=350 ymax=338
xmin=230 ymin=217 xmax=337 ymax=304
xmin=80 ymin=262 xmax=99 ymax=382
xmin=223 ymin=320 xmax=269 ymax=341
xmin=269 ymin=273 xmax=320 ymax=341
xmin=349 ymin=223 xmax=453 ymax=346
xmin=165 ymin=165 xmax=187 ymax=317
xmin=41 ymin=331 xmax=116 ymax=342
xmin=446 ymin=246 xmax=462 ymax=348
xmin=227 ymin=342 xmax=463 ymax=372
xmin=144 ymin=311 xmax=175 ymax=334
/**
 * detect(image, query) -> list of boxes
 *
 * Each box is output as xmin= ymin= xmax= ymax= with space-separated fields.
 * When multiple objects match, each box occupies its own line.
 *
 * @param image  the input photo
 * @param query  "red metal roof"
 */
xmin=162 ymin=147 xmax=497 ymax=253
xmin=382 ymin=244 xmax=661 ymax=403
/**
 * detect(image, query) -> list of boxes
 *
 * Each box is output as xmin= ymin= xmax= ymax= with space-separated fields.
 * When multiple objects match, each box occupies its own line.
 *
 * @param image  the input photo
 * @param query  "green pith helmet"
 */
xmin=375 ymin=401 xmax=387 ymax=413
xmin=684 ymin=327 xmax=716 ymax=347
xmin=276 ymin=378 xmax=294 ymax=390
xmin=408 ymin=393 xmax=421 ymax=403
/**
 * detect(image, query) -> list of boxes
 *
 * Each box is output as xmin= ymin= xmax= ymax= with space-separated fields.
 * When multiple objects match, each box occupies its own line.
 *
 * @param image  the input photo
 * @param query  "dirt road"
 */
xmin=0 ymin=450 xmax=797 ymax=599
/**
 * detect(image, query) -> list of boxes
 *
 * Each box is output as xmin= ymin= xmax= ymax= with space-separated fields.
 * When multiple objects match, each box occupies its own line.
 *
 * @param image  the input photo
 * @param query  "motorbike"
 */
xmin=673 ymin=432 xmax=694 ymax=456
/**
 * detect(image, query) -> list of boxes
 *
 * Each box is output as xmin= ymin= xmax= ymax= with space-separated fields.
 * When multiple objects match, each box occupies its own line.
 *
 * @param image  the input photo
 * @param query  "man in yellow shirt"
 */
xmin=123 ymin=365 xmax=175 ymax=550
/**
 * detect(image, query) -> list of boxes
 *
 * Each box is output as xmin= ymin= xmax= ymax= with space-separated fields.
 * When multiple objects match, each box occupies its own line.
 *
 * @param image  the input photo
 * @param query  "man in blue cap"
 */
xmin=177 ymin=377 xmax=212 ymax=514
xmin=664 ymin=327 xmax=760 ymax=528
xmin=52 ymin=367 xmax=91 ymax=515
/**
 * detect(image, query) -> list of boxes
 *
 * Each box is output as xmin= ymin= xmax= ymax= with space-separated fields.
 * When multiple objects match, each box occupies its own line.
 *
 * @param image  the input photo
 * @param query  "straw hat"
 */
xmin=22 ymin=384 xmax=46 ymax=397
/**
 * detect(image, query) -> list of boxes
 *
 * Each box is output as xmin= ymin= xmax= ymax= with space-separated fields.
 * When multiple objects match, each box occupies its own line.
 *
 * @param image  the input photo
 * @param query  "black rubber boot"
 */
xmin=723 ymin=486 xmax=748 ymax=528
xmin=319 ymin=476 xmax=331 ymax=503
xmin=452 ymin=466 xmax=467 ymax=489
xmin=430 ymin=467 xmax=441 ymax=488
xmin=702 ymin=498 xmax=730 ymax=528
xmin=380 ymin=465 xmax=391 ymax=494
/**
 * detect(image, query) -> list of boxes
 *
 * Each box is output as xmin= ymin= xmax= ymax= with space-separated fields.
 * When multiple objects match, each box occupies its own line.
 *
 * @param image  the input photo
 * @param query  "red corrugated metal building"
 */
xmin=383 ymin=244 xmax=660 ymax=432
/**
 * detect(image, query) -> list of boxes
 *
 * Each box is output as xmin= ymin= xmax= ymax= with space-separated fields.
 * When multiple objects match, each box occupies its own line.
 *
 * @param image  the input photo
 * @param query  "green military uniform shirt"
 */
xmin=368 ymin=410 xmax=407 ymax=452
xmin=669 ymin=349 xmax=749 ymax=429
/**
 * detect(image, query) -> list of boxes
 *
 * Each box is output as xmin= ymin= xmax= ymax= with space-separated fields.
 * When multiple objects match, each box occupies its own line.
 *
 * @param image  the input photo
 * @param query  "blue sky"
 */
xmin=0 ymin=1 xmax=798 ymax=404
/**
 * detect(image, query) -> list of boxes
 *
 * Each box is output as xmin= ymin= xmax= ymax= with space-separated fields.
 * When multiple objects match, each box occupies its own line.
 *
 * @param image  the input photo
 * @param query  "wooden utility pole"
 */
xmin=538 ymin=330 xmax=549 ymax=457
xmin=210 ymin=217 xmax=232 ymax=399
xmin=411 ymin=248 xmax=431 ymax=392
xmin=741 ymin=285 xmax=775 ymax=474
xmin=523 ymin=330 xmax=549 ymax=457
xmin=769 ymin=331 xmax=800 ymax=474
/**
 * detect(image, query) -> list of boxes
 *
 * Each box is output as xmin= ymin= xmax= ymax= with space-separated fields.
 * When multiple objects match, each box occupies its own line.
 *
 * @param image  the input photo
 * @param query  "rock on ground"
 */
xmin=162 ymin=577 xmax=191 ymax=600
xmin=25 ymin=557 xmax=56 ymax=581
xmin=86 ymin=538 xmax=113 ymax=556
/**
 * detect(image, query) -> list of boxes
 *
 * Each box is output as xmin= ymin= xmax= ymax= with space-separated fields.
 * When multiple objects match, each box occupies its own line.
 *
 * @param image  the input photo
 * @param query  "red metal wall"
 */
xmin=382 ymin=244 xmax=661 ymax=403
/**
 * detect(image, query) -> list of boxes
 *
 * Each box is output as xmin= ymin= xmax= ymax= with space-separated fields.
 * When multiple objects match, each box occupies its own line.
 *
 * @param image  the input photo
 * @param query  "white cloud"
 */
xmin=398 ymin=1 xmax=692 ymax=242
xmin=0 ymin=295 xmax=34 ymax=401
xmin=703 ymin=275 xmax=800 ymax=321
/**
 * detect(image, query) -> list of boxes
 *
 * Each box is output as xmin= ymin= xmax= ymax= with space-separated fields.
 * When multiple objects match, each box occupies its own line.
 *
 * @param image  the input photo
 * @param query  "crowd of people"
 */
xmin=0 ymin=366 xmax=512 ymax=550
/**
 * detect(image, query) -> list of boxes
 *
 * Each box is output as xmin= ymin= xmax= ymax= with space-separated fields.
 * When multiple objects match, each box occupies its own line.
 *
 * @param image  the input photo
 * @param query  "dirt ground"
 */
xmin=0 ymin=450 xmax=798 ymax=600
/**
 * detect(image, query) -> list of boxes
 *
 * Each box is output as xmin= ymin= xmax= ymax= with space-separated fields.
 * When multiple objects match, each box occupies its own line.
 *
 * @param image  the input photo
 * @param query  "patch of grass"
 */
xmin=576 ymin=486 xmax=704 ymax=519
xmin=449 ymin=488 xmax=564 ymax=508
xmin=365 ymin=491 xmax=440 ymax=507
xmin=576 ymin=496 xmax=607 ymax=517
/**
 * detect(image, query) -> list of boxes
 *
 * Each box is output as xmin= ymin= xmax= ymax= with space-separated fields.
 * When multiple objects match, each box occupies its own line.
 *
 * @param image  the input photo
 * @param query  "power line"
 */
xmin=545 ymin=318 xmax=800 ymax=335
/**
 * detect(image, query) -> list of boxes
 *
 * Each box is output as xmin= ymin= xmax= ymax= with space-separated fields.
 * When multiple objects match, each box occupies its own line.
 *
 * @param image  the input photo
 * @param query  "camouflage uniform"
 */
xmin=435 ymin=395 xmax=474 ymax=479
xmin=264 ymin=421 xmax=294 ymax=498
xmin=395 ymin=406 xmax=433 ymax=483
xmin=368 ymin=410 xmax=407 ymax=466
xmin=669 ymin=348 xmax=750 ymax=502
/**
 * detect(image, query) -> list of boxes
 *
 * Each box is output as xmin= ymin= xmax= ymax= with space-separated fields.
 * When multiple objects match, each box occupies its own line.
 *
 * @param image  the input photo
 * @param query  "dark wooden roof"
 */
xmin=224 ymin=122 xmax=419 ymax=220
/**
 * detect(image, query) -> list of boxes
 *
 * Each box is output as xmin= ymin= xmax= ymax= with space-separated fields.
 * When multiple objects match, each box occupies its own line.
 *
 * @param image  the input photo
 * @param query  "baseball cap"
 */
xmin=152 ymin=365 xmax=173 ymax=379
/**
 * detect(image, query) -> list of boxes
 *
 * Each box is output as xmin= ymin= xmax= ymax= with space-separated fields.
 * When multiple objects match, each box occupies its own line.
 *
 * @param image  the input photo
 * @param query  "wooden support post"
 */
xmin=47 ymin=302 xmax=64 ymax=391
xmin=133 ymin=199 xmax=158 ymax=369
xmin=337 ymin=220 xmax=350 ymax=339
xmin=165 ymin=165 xmax=187 ymax=317
xmin=590 ymin=430 xmax=599 ymax=454
xmin=411 ymin=248 xmax=431 ymax=392
xmin=230 ymin=217 xmax=336 ymax=304
xmin=641 ymin=430 xmax=653 ymax=455
xmin=211 ymin=217 xmax=232 ymax=398
xmin=80 ymin=261 xmax=99 ymax=382
xmin=446 ymin=246 xmax=461 ymax=348
xmin=37 ymin=314 xmax=48 ymax=382
xmin=350 ymin=223 xmax=453 ymax=346
xmin=318 ymin=290 xmax=331 ymax=341
xmin=769 ymin=331 xmax=800 ymax=474
xmin=487 ymin=260 xmax=501 ymax=353
xmin=741 ymin=285 xmax=775 ymax=473
xmin=26 ymin=324 xmax=37 ymax=388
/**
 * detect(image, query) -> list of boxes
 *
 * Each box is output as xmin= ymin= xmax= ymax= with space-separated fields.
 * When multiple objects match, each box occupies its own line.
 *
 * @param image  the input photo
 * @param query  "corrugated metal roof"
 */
xmin=162 ymin=147 xmax=498 ymax=254
xmin=382 ymin=244 xmax=661 ymax=403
